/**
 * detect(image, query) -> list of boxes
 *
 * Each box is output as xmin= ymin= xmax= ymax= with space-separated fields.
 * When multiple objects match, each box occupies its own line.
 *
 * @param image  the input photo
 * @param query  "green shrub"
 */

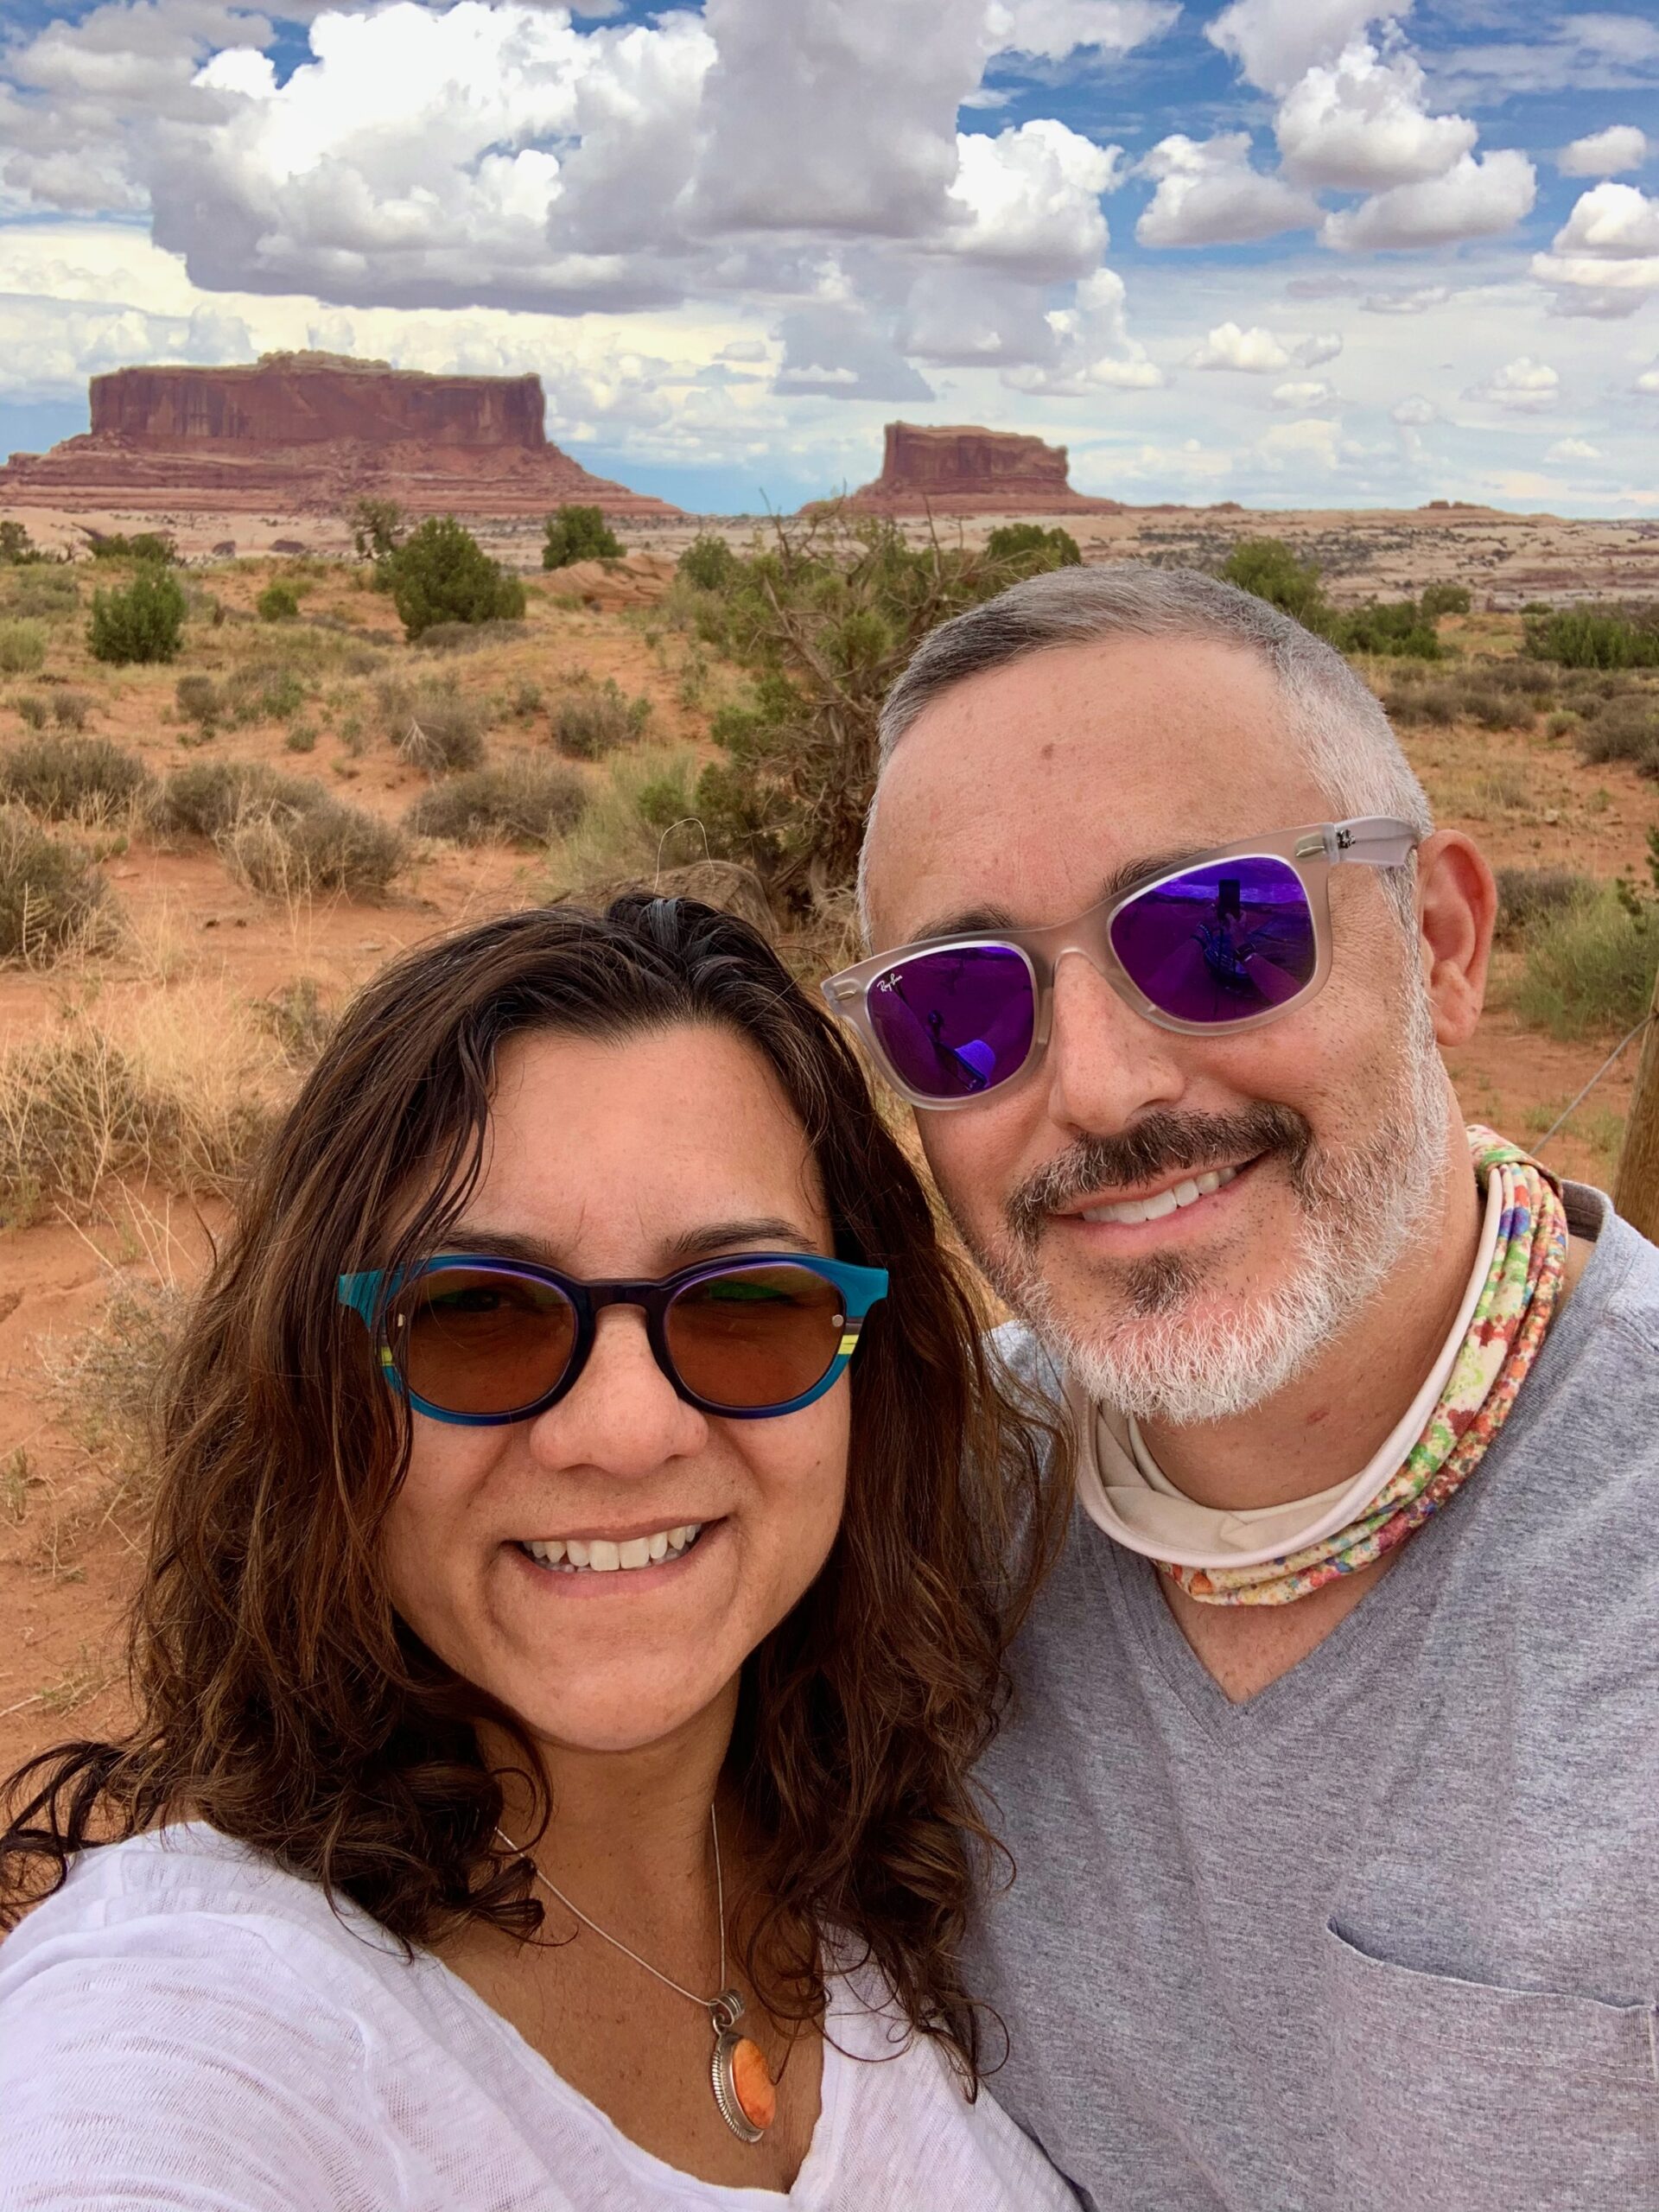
xmin=149 ymin=760 xmax=325 ymax=841
xmin=51 ymin=692 xmax=90 ymax=732
xmin=384 ymin=517 xmax=527 ymax=641
xmin=237 ymin=669 xmax=308 ymax=725
xmin=1220 ymin=537 xmax=1326 ymax=625
xmin=1419 ymin=582 xmax=1472 ymax=619
xmin=543 ymin=505 xmax=622 ymax=569
xmin=221 ymin=798 xmax=406 ymax=900
xmin=984 ymin=523 xmax=1083 ymax=572
xmin=175 ymin=674 xmax=221 ymax=731
xmin=257 ymin=581 xmax=302 ymax=622
xmin=0 ymin=806 xmax=109 ymax=960
xmin=88 ymin=531 xmax=175 ymax=565
xmin=377 ymin=677 xmax=490 ymax=774
xmin=406 ymin=760 xmax=587 ymax=845
xmin=1328 ymin=601 xmax=1442 ymax=658
xmin=15 ymin=696 xmax=48 ymax=731
xmin=4 ymin=568 xmax=77 ymax=620
xmin=0 ymin=521 xmax=43 ymax=566
xmin=88 ymin=568 xmax=187 ymax=664
xmin=0 ymin=734 xmax=151 ymax=823
xmin=1516 ymin=887 xmax=1659 ymax=1038
xmin=1574 ymin=696 xmax=1659 ymax=773
xmin=1494 ymin=866 xmax=1596 ymax=945
xmin=550 ymin=677 xmax=652 ymax=760
xmin=677 ymin=535 xmax=739 ymax=591
xmin=0 ymin=620 xmax=48 ymax=675
xmin=284 ymin=721 xmax=318 ymax=754
xmin=348 ymin=499 xmax=406 ymax=567
xmin=1527 ymin=608 xmax=1659 ymax=671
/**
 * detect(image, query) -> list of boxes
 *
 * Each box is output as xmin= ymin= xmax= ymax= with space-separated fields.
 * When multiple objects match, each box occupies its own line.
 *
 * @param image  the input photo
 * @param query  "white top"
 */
xmin=0 ymin=1826 xmax=1077 ymax=2212
xmin=1069 ymin=1166 xmax=1504 ymax=1571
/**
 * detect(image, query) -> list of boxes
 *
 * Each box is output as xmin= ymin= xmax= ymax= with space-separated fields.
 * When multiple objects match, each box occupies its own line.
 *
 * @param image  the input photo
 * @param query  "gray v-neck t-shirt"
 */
xmin=971 ymin=1182 xmax=1659 ymax=2212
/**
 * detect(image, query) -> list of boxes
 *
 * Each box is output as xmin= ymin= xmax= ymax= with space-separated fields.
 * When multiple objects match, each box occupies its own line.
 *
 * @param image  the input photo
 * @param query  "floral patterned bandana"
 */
xmin=1161 ymin=1126 xmax=1569 ymax=1607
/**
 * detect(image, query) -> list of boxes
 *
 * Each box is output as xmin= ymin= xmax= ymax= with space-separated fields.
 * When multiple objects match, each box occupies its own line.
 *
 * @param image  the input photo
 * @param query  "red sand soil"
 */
xmin=0 ymin=559 xmax=1651 ymax=1785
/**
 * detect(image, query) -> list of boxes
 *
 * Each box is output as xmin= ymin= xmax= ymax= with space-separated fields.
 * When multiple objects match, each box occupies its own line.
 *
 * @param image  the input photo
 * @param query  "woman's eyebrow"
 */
xmin=430 ymin=1219 xmax=818 ymax=1269
xmin=664 ymin=1217 xmax=819 ymax=1262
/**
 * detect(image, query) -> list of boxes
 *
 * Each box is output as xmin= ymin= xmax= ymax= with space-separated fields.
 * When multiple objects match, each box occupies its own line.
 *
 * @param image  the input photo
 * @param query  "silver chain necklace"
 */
xmin=494 ymin=1809 xmax=777 ymax=2145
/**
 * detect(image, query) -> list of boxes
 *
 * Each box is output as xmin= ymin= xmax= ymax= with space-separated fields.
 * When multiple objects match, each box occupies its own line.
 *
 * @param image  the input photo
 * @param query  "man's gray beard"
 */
xmin=979 ymin=980 xmax=1451 ymax=1429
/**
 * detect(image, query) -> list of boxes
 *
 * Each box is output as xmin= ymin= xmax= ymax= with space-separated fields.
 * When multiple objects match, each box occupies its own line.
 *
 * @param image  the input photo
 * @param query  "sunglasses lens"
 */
xmin=864 ymin=944 xmax=1035 ymax=1101
xmin=386 ymin=1267 xmax=578 ymax=1417
xmin=666 ymin=1264 xmax=850 ymax=1411
xmin=1109 ymin=855 xmax=1317 ymax=1027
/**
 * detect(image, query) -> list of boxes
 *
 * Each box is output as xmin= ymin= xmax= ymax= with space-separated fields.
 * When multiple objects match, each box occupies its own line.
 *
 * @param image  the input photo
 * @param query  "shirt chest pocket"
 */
xmin=1322 ymin=1921 xmax=1659 ymax=2212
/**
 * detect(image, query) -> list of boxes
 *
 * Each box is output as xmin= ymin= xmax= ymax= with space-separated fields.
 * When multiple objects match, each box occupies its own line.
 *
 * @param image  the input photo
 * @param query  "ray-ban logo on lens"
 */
xmin=876 ymin=971 xmax=903 ymax=992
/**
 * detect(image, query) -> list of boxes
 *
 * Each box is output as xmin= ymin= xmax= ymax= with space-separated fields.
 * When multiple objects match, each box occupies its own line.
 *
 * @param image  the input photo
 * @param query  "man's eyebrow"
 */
xmin=906 ymin=845 xmax=1214 ymax=943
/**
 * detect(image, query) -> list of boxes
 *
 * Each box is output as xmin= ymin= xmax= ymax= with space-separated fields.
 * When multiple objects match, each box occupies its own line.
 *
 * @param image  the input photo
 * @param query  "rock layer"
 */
xmin=0 ymin=353 xmax=678 ymax=518
xmin=836 ymin=421 xmax=1121 ymax=514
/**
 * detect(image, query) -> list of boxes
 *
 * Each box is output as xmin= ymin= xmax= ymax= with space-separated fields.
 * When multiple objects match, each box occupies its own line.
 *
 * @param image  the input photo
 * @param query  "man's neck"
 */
xmin=1140 ymin=1131 xmax=1485 ymax=1516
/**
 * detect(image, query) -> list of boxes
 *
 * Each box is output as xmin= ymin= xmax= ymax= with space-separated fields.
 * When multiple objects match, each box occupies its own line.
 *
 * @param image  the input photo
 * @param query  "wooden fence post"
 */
xmin=1612 ymin=969 xmax=1659 ymax=1242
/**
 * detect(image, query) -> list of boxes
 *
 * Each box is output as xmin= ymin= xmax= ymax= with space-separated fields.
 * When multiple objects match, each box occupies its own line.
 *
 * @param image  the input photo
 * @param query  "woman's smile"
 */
xmin=510 ymin=1517 xmax=720 ymax=1592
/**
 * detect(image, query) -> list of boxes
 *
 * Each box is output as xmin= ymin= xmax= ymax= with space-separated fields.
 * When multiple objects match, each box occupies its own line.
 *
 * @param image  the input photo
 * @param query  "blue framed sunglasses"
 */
xmin=337 ymin=1252 xmax=890 ymax=1426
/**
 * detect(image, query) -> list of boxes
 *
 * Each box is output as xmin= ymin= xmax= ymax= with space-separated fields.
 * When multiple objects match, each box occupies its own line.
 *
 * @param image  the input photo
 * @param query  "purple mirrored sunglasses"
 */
xmin=823 ymin=817 xmax=1420 ymax=1109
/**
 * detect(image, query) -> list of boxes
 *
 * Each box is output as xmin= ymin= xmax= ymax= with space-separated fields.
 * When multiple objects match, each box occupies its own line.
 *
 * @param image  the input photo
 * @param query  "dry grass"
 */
xmin=406 ymin=759 xmax=587 ymax=845
xmin=0 ymin=733 xmax=152 ymax=826
xmin=543 ymin=745 xmax=705 ymax=897
xmin=41 ymin=1274 xmax=187 ymax=1523
xmin=375 ymin=676 xmax=489 ymax=773
xmin=550 ymin=677 xmax=652 ymax=760
xmin=220 ymin=798 xmax=407 ymax=901
xmin=0 ymin=985 xmax=283 ymax=1224
xmin=0 ymin=806 xmax=112 ymax=963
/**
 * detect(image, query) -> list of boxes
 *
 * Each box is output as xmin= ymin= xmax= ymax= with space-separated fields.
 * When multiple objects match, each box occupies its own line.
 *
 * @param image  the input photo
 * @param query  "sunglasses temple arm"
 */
xmin=1327 ymin=817 xmax=1420 ymax=869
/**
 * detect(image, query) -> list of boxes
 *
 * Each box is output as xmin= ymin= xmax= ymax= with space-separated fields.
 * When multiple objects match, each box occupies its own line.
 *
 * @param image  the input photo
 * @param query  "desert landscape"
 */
xmin=2 ymin=360 xmax=1657 ymax=1781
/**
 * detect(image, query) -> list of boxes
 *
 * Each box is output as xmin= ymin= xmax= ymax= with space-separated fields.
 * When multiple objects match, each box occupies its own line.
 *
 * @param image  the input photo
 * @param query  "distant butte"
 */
xmin=830 ymin=421 xmax=1122 ymax=515
xmin=0 ymin=352 xmax=680 ymax=519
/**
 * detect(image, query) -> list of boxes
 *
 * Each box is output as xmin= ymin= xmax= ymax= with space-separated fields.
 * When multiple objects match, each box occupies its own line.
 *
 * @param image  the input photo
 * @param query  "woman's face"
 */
xmin=380 ymin=1022 xmax=851 ymax=1755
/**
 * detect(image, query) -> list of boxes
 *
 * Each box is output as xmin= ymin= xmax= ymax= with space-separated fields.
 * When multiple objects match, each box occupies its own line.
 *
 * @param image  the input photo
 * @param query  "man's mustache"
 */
xmin=1005 ymin=1104 xmax=1313 ymax=1251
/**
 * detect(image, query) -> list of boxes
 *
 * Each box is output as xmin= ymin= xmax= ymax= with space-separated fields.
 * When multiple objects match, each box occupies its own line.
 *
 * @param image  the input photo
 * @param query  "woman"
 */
xmin=0 ymin=896 xmax=1076 ymax=2209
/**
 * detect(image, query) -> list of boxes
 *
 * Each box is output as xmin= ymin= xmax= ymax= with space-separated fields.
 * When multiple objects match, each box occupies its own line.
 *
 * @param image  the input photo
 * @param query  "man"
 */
xmin=840 ymin=565 xmax=1658 ymax=2212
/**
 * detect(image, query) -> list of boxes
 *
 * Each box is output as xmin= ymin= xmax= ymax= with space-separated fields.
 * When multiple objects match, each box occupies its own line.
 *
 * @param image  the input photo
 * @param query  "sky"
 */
xmin=0 ymin=0 xmax=1656 ymax=516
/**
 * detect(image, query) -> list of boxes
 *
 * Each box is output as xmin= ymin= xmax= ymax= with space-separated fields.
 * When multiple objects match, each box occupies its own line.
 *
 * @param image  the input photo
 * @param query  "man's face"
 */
xmin=861 ymin=633 xmax=1450 ymax=1425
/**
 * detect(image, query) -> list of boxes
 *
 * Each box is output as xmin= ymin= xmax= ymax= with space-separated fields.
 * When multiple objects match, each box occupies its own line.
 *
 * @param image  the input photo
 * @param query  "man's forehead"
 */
xmin=864 ymin=632 xmax=1319 ymax=941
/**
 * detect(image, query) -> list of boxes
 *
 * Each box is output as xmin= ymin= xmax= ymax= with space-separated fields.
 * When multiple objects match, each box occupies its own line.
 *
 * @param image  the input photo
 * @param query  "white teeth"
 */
xmin=1079 ymin=1161 xmax=1241 ymax=1227
xmin=520 ymin=1522 xmax=707 ymax=1575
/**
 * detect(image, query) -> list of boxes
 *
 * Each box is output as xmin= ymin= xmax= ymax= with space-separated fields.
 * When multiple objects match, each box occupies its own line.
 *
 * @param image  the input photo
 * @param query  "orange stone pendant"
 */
xmin=709 ymin=1991 xmax=775 ymax=2143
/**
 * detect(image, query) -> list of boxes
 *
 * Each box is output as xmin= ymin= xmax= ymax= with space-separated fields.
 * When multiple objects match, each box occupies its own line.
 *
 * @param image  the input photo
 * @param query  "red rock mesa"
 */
xmin=0 ymin=353 xmax=678 ymax=518
xmin=836 ymin=422 xmax=1121 ymax=514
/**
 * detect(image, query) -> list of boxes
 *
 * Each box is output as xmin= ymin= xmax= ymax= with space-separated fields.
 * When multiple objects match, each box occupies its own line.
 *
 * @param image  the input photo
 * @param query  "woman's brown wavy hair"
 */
xmin=0 ymin=895 xmax=1064 ymax=2082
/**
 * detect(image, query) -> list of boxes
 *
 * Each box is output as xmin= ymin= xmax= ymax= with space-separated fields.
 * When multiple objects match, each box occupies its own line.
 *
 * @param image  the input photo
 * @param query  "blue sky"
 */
xmin=1 ymin=1 xmax=1656 ymax=514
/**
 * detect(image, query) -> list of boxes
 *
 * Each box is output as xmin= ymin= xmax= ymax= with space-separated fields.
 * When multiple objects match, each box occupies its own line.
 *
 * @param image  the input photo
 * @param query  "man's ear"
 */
xmin=1415 ymin=830 xmax=1496 ymax=1047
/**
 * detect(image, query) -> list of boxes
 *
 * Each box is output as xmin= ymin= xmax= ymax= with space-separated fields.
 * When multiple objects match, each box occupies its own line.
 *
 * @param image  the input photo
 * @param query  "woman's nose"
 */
xmin=525 ymin=1305 xmax=707 ymax=1476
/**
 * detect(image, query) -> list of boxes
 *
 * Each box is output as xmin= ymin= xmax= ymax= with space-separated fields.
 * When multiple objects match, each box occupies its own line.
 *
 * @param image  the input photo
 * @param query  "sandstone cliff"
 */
xmin=0 ymin=353 xmax=678 ymax=519
xmin=835 ymin=422 xmax=1121 ymax=514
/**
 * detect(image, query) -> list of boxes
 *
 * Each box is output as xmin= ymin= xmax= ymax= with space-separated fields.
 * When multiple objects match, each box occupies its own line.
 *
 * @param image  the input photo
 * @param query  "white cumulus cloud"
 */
xmin=944 ymin=120 xmax=1120 ymax=276
xmin=1007 ymin=265 xmax=1164 ymax=391
xmin=1275 ymin=39 xmax=1476 ymax=191
xmin=1390 ymin=395 xmax=1436 ymax=424
xmin=1465 ymin=355 xmax=1560 ymax=410
xmin=987 ymin=0 xmax=1180 ymax=62
xmin=1187 ymin=320 xmax=1292 ymax=371
xmin=1534 ymin=181 xmax=1659 ymax=315
xmin=1544 ymin=437 xmax=1600 ymax=461
xmin=1558 ymin=124 xmax=1649 ymax=176
xmin=1321 ymin=148 xmax=1536 ymax=251
xmin=1207 ymin=0 xmax=1385 ymax=94
xmin=1271 ymin=378 xmax=1338 ymax=408
xmin=1137 ymin=132 xmax=1320 ymax=247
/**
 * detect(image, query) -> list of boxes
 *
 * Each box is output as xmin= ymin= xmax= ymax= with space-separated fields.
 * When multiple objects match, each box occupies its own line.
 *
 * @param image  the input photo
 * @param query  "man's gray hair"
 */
xmin=865 ymin=563 xmax=1433 ymax=929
